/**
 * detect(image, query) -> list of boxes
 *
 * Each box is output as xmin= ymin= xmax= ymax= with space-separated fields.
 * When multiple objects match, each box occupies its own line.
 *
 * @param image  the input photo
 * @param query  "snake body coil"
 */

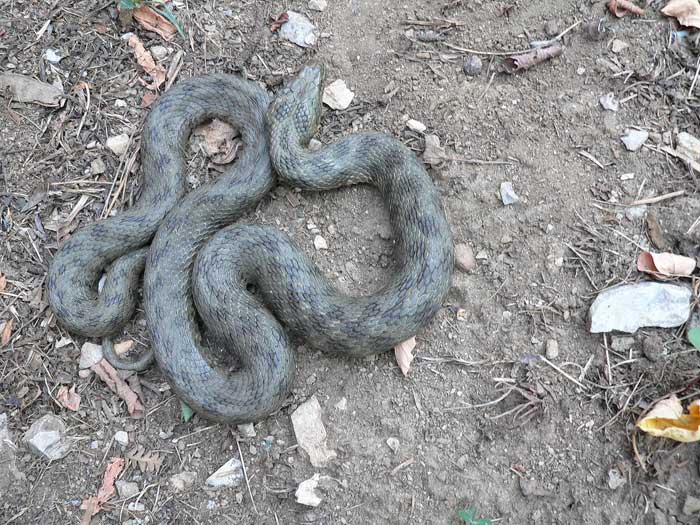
xmin=48 ymin=65 xmax=454 ymax=423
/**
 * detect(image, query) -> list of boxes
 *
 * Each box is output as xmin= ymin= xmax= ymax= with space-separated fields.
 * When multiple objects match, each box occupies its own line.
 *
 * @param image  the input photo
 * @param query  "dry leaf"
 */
xmin=637 ymin=395 xmax=700 ymax=442
xmin=394 ymin=337 xmax=417 ymax=377
xmin=113 ymin=339 xmax=135 ymax=356
xmin=91 ymin=359 xmax=145 ymax=417
xmin=126 ymin=445 xmax=164 ymax=473
xmin=56 ymin=384 xmax=81 ymax=411
xmin=607 ymin=0 xmax=645 ymax=16
xmin=637 ymin=251 xmax=696 ymax=280
xmin=141 ymin=91 xmax=158 ymax=108
xmin=193 ymin=119 xmax=241 ymax=164
xmin=127 ymin=34 xmax=166 ymax=91
xmin=80 ymin=457 xmax=125 ymax=525
xmin=0 ymin=73 xmax=64 ymax=106
xmin=270 ymin=12 xmax=289 ymax=32
xmin=662 ymin=0 xmax=700 ymax=28
xmin=1 ymin=319 xmax=13 ymax=347
xmin=503 ymin=42 xmax=564 ymax=73
xmin=133 ymin=5 xmax=177 ymax=41
xmin=0 ymin=273 xmax=5 ymax=292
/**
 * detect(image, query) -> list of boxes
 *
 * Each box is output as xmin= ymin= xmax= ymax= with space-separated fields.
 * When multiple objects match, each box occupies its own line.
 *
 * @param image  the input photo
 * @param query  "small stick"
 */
xmin=627 ymin=190 xmax=685 ymax=206
xmin=539 ymin=356 xmax=589 ymax=390
xmin=689 ymin=57 xmax=700 ymax=97
xmin=236 ymin=438 xmax=258 ymax=515
xmin=390 ymin=457 xmax=415 ymax=475
xmin=443 ymin=386 xmax=515 ymax=411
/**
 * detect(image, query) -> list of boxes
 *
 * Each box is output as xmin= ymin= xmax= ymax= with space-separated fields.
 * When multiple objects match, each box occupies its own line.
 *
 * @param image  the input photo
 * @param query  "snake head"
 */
xmin=269 ymin=64 xmax=325 ymax=145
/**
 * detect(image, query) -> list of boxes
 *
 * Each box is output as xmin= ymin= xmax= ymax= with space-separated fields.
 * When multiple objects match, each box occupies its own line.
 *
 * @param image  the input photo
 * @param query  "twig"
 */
xmin=689 ymin=57 xmax=700 ymax=97
xmin=627 ymin=190 xmax=685 ymax=206
xmin=236 ymin=438 xmax=258 ymax=515
xmin=539 ymin=356 xmax=589 ymax=390
xmin=443 ymin=386 xmax=515 ymax=411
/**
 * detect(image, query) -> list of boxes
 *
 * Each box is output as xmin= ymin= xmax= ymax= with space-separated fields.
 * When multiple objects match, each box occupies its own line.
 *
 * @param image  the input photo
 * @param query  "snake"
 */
xmin=48 ymin=64 xmax=454 ymax=423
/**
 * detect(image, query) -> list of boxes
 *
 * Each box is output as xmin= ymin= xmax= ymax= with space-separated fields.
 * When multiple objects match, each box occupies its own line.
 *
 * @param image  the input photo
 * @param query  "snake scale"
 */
xmin=47 ymin=65 xmax=454 ymax=423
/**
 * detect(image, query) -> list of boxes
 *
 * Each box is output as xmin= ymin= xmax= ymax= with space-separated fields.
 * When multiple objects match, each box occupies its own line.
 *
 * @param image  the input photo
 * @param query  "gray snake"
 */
xmin=47 ymin=65 xmax=454 ymax=423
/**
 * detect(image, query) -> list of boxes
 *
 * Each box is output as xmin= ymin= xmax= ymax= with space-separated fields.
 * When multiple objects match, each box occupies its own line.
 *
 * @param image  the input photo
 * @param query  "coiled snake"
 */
xmin=47 ymin=65 xmax=454 ymax=423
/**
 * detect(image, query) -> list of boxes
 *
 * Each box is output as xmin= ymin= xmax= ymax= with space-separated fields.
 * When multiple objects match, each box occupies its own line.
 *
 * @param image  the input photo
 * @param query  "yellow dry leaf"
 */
xmin=394 ymin=337 xmax=416 ymax=377
xmin=637 ymin=251 xmax=696 ymax=280
xmin=637 ymin=395 xmax=700 ymax=442
xmin=662 ymin=0 xmax=700 ymax=29
xmin=127 ymin=34 xmax=166 ymax=91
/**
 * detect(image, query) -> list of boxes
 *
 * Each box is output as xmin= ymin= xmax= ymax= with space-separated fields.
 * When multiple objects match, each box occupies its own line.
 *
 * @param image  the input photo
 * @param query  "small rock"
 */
xmin=462 ymin=55 xmax=482 ymax=76
xmin=44 ymin=49 xmax=63 ymax=63
xmin=499 ymin=181 xmax=519 ymax=205
xmin=621 ymin=129 xmax=649 ymax=152
xmin=676 ymin=132 xmax=700 ymax=167
xmin=519 ymin=478 xmax=553 ymax=497
xmin=150 ymin=45 xmax=168 ymax=61
xmin=544 ymin=20 xmax=559 ymax=37
xmin=599 ymin=93 xmax=619 ymax=112
xmin=322 ymin=79 xmax=354 ymax=110
xmin=620 ymin=173 xmax=634 ymax=180
xmin=23 ymin=414 xmax=72 ymax=460
xmin=116 ymin=480 xmax=140 ymax=499
xmin=314 ymin=235 xmax=328 ymax=250
xmin=206 ymin=457 xmax=243 ymax=488
xmin=278 ymin=11 xmax=317 ymax=48
xmin=308 ymin=138 xmax=323 ymax=151
xmin=406 ymin=119 xmax=426 ymax=133
xmin=423 ymin=134 xmax=446 ymax=166
xmin=296 ymin=474 xmax=323 ymax=507
xmin=291 ymin=396 xmax=336 ymax=467
xmin=386 ymin=437 xmax=400 ymax=454
xmin=308 ymin=0 xmax=327 ymax=11
xmin=169 ymin=471 xmax=197 ymax=492
xmin=625 ymin=205 xmax=647 ymax=221
xmin=642 ymin=334 xmax=664 ymax=362
xmin=608 ymin=468 xmax=626 ymax=490
xmin=237 ymin=423 xmax=256 ymax=438
xmin=610 ymin=336 xmax=635 ymax=353
xmin=334 ymin=397 xmax=347 ymax=410
xmin=79 ymin=342 xmax=103 ymax=369
xmin=454 ymin=243 xmax=476 ymax=272
xmin=127 ymin=502 xmax=145 ymax=512
xmin=90 ymin=158 xmax=106 ymax=175
xmin=114 ymin=431 xmax=128 ymax=447
xmin=588 ymin=283 xmax=692 ymax=333
xmin=0 ymin=413 xmax=24 ymax=491
xmin=106 ymin=133 xmax=130 ymax=156
xmin=114 ymin=99 xmax=128 ymax=108
xmin=611 ymin=39 xmax=629 ymax=53
xmin=683 ymin=495 xmax=700 ymax=515
xmin=545 ymin=339 xmax=559 ymax=360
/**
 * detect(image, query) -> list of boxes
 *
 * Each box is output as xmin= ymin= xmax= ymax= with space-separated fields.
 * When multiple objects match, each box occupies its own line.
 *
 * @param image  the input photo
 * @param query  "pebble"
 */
xmin=278 ymin=11 xmax=317 ymax=47
xmin=588 ymin=282 xmax=692 ymax=333
xmin=624 ymin=205 xmax=647 ymax=221
xmin=114 ymin=430 xmax=129 ymax=447
xmin=599 ymin=93 xmax=619 ymax=112
xmin=90 ymin=158 xmax=106 ymax=175
xmin=206 ymin=457 xmax=243 ymax=488
xmin=608 ymin=469 xmax=626 ymax=490
xmin=169 ymin=471 xmax=197 ymax=492
xmin=114 ymin=99 xmax=128 ymax=108
xmin=308 ymin=138 xmax=323 ymax=151
xmin=237 ymin=423 xmax=256 ymax=438
xmin=296 ymin=474 xmax=323 ymax=507
xmin=127 ymin=502 xmax=145 ymax=512
xmin=116 ymin=480 xmax=140 ymax=499
xmin=0 ymin=413 xmax=23 ymax=491
xmin=499 ymin=181 xmax=519 ymax=205
xmin=291 ymin=396 xmax=337 ymax=467
xmin=462 ymin=55 xmax=482 ymax=76
xmin=406 ymin=119 xmax=426 ymax=133
xmin=544 ymin=20 xmax=559 ymax=37
xmin=322 ymin=79 xmax=354 ymax=110
xmin=334 ymin=397 xmax=347 ymax=410
xmin=386 ymin=437 xmax=400 ymax=454
xmin=79 ymin=342 xmax=103 ymax=369
xmin=676 ymin=132 xmax=700 ymax=166
xmin=545 ymin=339 xmax=559 ymax=360
xmin=454 ymin=243 xmax=476 ymax=272
xmin=683 ymin=495 xmax=700 ymax=515
xmin=23 ymin=414 xmax=72 ymax=460
xmin=43 ymin=49 xmax=63 ymax=63
xmin=150 ymin=45 xmax=168 ymax=61
xmin=314 ymin=235 xmax=328 ymax=250
xmin=621 ymin=129 xmax=649 ymax=152
xmin=519 ymin=478 xmax=553 ymax=498
xmin=423 ymin=134 xmax=446 ymax=166
xmin=611 ymin=39 xmax=629 ymax=53
xmin=642 ymin=334 xmax=664 ymax=362
xmin=308 ymin=0 xmax=327 ymax=11
xmin=106 ymin=133 xmax=129 ymax=156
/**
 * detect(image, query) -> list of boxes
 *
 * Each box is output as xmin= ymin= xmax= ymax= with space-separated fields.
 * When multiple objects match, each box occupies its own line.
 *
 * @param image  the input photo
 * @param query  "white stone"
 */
xmin=114 ymin=431 xmax=129 ymax=447
xmin=116 ymin=480 xmax=140 ymax=498
xmin=406 ymin=119 xmax=426 ymax=133
xmin=237 ymin=423 xmax=256 ymax=438
xmin=621 ymin=129 xmax=649 ymax=151
xmin=314 ymin=235 xmax=328 ymax=250
xmin=150 ymin=45 xmax=168 ymax=61
xmin=291 ymin=396 xmax=336 ymax=467
xmin=90 ymin=158 xmax=106 ymax=175
xmin=296 ymin=474 xmax=323 ymax=507
xmin=386 ymin=437 xmax=400 ymax=454
xmin=106 ymin=133 xmax=130 ymax=156
xmin=334 ymin=397 xmax=347 ymax=410
xmin=499 ymin=181 xmax=519 ymax=205
xmin=206 ymin=457 xmax=243 ymax=488
xmin=170 ymin=471 xmax=197 ymax=491
xmin=23 ymin=414 xmax=71 ymax=460
xmin=278 ymin=11 xmax=317 ymax=48
xmin=545 ymin=339 xmax=559 ymax=359
xmin=79 ymin=342 xmax=103 ymax=369
xmin=308 ymin=0 xmax=327 ymax=10
xmin=322 ymin=79 xmax=354 ymax=110
xmin=0 ymin=413 xmax=23 ymax=491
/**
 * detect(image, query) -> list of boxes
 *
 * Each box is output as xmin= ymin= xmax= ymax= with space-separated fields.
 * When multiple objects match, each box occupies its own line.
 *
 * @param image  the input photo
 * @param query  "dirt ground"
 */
xmin=3 ymin=0 xmax=700 ymax=523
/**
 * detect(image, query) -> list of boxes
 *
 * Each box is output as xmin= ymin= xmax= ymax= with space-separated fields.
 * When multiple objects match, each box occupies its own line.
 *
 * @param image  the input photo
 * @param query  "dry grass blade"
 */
xmin=126 ymin=445 xmax=164 ymax=474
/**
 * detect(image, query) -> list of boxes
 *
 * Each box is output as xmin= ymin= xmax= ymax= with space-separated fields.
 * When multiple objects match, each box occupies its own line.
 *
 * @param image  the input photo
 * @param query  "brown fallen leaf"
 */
xmin=503 ymin=42 xmax=564 ymax=74
xmin=133 ymin=5 xmax=177 ymax=41
xmin=141 ymin=91 xmax=158 ymax=108
xmin=394 ymin=337 xmax=417 ymax=377
xmin=193 ymin=119 xmax=241 ymax=164
xmin=91 ymin=359 xmax=145 ymax=418
xmin=637 ymin=395 xmax=700 ymax=442
xmin=608 ymin=0 xmax=645 ymax=17
xmin=113 ymin=339 xmax=135 ymax=356
xmin=662 ymin=0 xmax=700 ymax=28
xmin=81 ymin=458 xmax=125 ymax=525
xmin=637 ymin=251 xmax=696 ymax=280
xmin=0 ymin=73 xmax=64 ymax=106
xmin=270 ymin=12 xmax=289 ymax=32
xmin=126 ymin=445 xmax=164 ymax=473
xmin=127 ymin=34 xmax=166 ymax=91
xmin=56 ymin=384 xmax=81 ymax=411
xmin=0 ymin=273 xmax=5 ymax=292
xmin=1 ymin=319 xmax=13 ymax=347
